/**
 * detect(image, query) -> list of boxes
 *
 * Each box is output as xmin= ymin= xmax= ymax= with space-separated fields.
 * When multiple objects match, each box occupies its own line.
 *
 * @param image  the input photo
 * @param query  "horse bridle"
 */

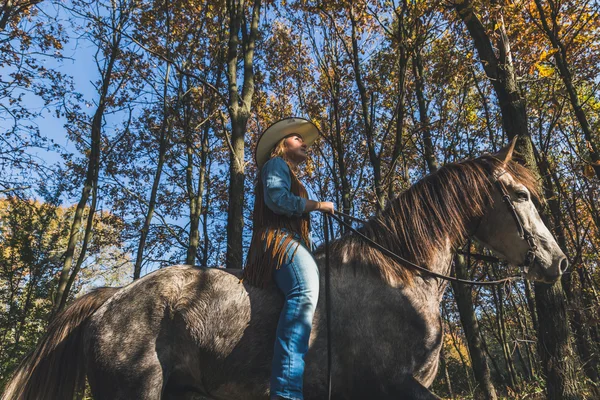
xmin=489 ymin=168 xmax=538 ymax=271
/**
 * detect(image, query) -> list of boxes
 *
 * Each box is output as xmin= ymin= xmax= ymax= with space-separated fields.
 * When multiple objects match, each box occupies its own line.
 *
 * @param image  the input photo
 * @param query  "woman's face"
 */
xmin=284 ymin=134 xmax=307 ymax=164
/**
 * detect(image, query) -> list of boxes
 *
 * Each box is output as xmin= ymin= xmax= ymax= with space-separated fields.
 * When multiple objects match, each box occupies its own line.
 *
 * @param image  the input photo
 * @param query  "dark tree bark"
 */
xmin=201 ymin=158 xmax=212 ymax=267
xmin=388 ymin=21 xmax=410 ymax=201
xmin=412 ymin=21 xmax=438 ymax=174
xmin=490 ymin=274 xmax=519 ymax=388
xmin=347 ymin=7 xmax=385 ymax=210
xmin=60 ymin=169 xmax=98 ymax=312
xmin=439 ymin=347 xmax=455 ymax=399
xmin=536 ymin=144 xmax=600 ymax=391
xmin=535 ymin=283 xmax=580 ymax=399
xmin=186 ymin=119 xmax=210 ymax=266
xmin=453 ymin=0 xmax=528 ymax=139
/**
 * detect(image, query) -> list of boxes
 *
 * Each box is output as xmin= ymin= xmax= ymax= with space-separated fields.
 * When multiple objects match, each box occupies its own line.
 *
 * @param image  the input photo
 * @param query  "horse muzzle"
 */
xmin=522 ymin=253 xmax=568 ymax=284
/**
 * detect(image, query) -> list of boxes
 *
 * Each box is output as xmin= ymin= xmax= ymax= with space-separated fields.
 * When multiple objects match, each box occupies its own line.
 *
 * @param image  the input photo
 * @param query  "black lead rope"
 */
xmin=325 ymin=211 xmax=521 ymax=287
xmin=323 ymin=213 xmax=333 ymax=400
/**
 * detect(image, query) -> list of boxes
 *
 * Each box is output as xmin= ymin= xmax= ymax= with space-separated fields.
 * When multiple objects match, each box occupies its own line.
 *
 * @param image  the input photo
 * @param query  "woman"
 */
xmin=243 ymin=117 xmax=334 ymax=400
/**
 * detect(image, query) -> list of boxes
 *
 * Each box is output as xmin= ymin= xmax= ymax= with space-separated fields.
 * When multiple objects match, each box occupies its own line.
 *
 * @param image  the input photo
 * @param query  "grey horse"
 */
xmin=3 ymin=145 xmax=568 ymax=400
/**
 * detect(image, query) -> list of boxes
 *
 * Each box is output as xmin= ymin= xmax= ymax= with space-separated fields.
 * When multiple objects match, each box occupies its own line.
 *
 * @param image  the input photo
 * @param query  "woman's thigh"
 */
xmin=273 ymin=242 xmax=319 ymax=301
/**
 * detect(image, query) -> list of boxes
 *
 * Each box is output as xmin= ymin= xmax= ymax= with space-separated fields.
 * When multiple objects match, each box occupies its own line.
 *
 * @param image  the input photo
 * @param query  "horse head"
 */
xmin=473 ymin=138 xmax=568 ymax=284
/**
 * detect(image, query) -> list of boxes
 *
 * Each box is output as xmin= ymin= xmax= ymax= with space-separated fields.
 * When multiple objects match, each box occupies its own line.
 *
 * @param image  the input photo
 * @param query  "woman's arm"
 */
xmin=262 ymin=158 xmax=334 ymax=216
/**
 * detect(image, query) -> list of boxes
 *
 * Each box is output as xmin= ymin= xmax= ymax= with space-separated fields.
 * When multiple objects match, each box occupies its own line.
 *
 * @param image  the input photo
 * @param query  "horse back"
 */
xmin=85 ymin=265 xmax=282 ymax=399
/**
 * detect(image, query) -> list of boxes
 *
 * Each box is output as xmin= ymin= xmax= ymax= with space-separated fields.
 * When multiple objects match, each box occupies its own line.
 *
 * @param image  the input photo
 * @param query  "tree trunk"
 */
xmin=454 ymin=0 xmax=527 ymax=139
xmin=224 ymin=0 xmax=260 ymax=269
xmin=201 ymin=158 xmax=212 ymax=267
xmin=506 ymin=287 xmax=535 ymax=380
xmin=53 ymin=182 xmax=92 ymax=313
xmin=134 ymin=64 xmax=171 ymax=279
xmin=535 ymin=283 xmax=580 ymax=399
xmin=225 ymin=120 xmax=246 ymax=269
xmin=490 ymin=277 xmax=519 ymax=388
xmin=53 ymin=38 xmax=116 ymax=312
xmin=537 ymin=145 xmax=600 ymax=391
xmin=454 ymin=1 xmax=580 ymax=396
xmin=388 ymin=19 xmax=409 ymax=201
xmin=480 ymin=330 xmax=508 ymax=385
xmin=60 ymin=171 xmax=98 ymax=312
xmin=412 ymin=27 xmax=438 ymax=174
xmin=452 ymin=254 xmax=498 ymax=399
xmin=332 ymin=92 xmax=352 ymax=226
xmin=440 ymin=347 xmax=455 ymax=399
xmin=186 ymin=121 xmax=209 ymax=266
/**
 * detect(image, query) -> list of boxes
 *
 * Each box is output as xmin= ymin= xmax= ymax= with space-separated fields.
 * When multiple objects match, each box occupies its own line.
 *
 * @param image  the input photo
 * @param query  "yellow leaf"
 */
xmin=535 ymin=63 xmax=554 ymax=77
xmin=539 ymin=48 xmax=558 ymax=62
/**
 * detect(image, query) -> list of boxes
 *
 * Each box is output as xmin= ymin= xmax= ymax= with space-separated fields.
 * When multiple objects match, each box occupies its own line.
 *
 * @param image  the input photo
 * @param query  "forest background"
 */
xmin=0 ymin=0 xmax=599 ymax=398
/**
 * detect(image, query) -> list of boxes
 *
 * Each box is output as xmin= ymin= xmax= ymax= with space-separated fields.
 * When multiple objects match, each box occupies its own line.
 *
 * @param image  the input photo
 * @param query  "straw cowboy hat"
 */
xmin=255 ymin=117 xmax=320 ymax=168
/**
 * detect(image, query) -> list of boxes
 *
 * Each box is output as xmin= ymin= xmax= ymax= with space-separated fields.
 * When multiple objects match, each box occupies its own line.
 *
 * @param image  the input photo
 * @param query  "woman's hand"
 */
xmin=316 ymin=201 xmax=335 ymax=214
xmin=305 ymin=200 xmax=334 ymax=214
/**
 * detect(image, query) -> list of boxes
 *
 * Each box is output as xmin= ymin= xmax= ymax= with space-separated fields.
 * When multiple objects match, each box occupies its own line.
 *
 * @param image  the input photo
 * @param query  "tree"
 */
xmin=224 ymin=0 xmax=261 ymax=269
xmin=54 ymin=0 xmax=140 ymax=312
xmin=452 ymin=0 xmax=580 ymax=397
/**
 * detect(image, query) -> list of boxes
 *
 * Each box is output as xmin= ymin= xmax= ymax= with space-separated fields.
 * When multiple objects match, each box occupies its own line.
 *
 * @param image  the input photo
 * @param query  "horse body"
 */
xmin=84 ymin=250 xmax=451 ymax=400
xmin=3 ymin=150 xmax=568 ymax=400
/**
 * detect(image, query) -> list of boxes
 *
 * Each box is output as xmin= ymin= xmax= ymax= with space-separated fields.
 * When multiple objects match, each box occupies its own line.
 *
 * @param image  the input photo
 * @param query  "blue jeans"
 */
xmin=270 ymin=237 xmax=320 ymax=400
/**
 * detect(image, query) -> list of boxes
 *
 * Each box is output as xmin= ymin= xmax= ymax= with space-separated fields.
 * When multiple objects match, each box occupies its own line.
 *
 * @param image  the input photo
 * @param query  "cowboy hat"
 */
xmin=255 ymin=117 xmax=320 ymax=168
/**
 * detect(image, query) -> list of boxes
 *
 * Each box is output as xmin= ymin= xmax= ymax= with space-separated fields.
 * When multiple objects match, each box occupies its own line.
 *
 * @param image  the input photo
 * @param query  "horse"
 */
xmin=3 ymin=143 xmax=568 ymax=400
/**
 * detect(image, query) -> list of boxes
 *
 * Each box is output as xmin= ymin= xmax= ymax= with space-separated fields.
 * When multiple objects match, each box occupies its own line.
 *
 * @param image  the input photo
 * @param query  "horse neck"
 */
xmin=324 ymin=235 xmax=453 ymax=319
xmin=329 ymin=230 xmax=455 ymax=298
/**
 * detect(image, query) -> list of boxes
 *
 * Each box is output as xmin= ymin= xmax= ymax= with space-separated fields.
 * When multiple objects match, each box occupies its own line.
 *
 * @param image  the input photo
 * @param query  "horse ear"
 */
xmin=495 ymin=136 xmax=518 ymax=165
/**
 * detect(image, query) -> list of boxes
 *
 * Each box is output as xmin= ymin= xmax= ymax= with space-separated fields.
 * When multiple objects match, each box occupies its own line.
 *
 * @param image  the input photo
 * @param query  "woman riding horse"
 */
xmin=243 ymin=117 xmax=334 ymax=400
xmin=3 ymin=136 xmax=569 ymax=400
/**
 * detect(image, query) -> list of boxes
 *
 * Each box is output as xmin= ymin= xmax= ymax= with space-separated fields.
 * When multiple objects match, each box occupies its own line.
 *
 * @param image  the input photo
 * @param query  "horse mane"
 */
xmin=321 ymin=156 xmax=540 ymax=285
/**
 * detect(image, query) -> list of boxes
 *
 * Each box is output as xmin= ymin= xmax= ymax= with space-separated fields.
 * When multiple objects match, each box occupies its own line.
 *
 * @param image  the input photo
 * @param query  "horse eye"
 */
xmin=516 ymin=191 xmax=529 ymax=201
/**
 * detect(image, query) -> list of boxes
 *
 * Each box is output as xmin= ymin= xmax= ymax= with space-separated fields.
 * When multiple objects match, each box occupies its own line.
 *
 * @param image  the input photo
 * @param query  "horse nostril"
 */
xmin=559 ymin=258 xmax=569 ymax=273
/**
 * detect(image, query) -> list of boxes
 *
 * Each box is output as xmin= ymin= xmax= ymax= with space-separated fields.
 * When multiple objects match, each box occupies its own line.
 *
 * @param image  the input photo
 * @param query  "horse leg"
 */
xmin=163 ymin=387 xmax=211 ymax=400
xmin=394 ymin=376 xmax=441 ymax=400
xmin=346 ymin=375 xmax=440 ymax=400
xmin=87 ymin=355 xmax=165 ymax=400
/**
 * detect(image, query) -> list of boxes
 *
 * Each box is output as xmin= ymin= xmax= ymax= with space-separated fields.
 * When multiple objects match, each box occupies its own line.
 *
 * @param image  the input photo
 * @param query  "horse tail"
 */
xmin=2 ymin=287 xmax=119 ymax=400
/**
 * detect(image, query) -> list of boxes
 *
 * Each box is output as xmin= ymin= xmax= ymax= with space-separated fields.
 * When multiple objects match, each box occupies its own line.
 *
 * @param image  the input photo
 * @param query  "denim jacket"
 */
xmin=262 ymin=157 xmax=307 ymax=217
xmin=262 ymin=157 xmax=313 ymax=249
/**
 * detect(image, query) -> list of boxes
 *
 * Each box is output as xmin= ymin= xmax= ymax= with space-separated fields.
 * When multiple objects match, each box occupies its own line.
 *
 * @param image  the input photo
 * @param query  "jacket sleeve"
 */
xmin=262 ymin=157 xmax=307 ymax=217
